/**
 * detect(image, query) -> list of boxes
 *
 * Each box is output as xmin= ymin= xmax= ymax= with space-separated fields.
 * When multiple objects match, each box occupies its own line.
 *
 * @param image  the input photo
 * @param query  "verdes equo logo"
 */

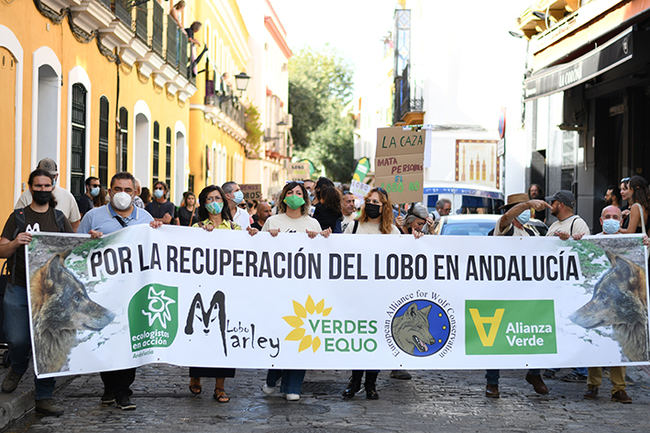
xmin=387 ymin=297 xmax=454 ymax=358
xmin=283 ymin=295 xmax=378 ymax=353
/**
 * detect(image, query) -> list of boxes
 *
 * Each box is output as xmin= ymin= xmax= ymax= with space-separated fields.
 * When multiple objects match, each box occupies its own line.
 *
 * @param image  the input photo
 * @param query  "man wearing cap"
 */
xmin=543 ymin=190 xmax=591 ymax=383
xmin=14 ymin=158 xmax=81 ymax=231
xmin=485 ymin=193 xmax=551 ymax=398
xmin=546 ymin=190 xmax=590 ymax=240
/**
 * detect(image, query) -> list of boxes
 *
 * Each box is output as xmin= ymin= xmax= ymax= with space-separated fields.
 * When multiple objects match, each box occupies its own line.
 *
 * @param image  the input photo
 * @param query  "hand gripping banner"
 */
xmin=25 ymin=226 xmax=650 ymax=378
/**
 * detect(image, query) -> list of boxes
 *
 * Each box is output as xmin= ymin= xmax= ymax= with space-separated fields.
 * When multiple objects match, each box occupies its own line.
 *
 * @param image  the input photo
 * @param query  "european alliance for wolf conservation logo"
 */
xmin=465 ymin=300 xmax=557 ymax=354
xmin=283 ymin=295 xmax=379 ymax=353
xmin=385 ymin=291 xmax=455 ymax=358
xmin=128 ymin=284 xmax=179 ymax=355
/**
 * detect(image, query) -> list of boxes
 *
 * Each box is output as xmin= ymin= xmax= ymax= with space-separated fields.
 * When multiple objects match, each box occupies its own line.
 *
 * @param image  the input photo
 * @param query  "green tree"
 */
xmin=289 ymin=48 xmax=355 ymax=181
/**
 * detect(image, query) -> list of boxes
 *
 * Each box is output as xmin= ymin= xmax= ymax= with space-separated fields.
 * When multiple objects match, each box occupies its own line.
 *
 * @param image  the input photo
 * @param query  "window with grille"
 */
xmin=99 ymin=96 xmax=109 ymax=187
xmin=119 ymin=107 xmax=128 ymax=172
xmin=165 ymin=127 xmax=172 ymax=191
xmin=152 ymin=121 xmax=160 ymax=184
xmin=71 ymin=83 xmax=87 ymax=198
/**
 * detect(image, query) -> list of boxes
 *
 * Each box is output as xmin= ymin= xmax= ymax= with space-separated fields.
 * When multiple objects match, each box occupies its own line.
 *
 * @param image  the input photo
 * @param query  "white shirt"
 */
xmin=233 ymin=207 xmax=250 ymax=229
xmin=262 ymin=213 xmax=321 ymax=233
xmin=546 ymin=215 xmax=590 ymax=237
xmin=343 ymin=220 xmax=400 ymax=234
xmin=15 ymin=186 xmax=81 ymax=223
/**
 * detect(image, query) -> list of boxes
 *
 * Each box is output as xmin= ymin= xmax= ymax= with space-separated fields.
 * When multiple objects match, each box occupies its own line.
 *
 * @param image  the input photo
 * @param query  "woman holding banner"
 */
xmin=261 ymin=181 xmax=330 ymax=401
xmin=188 ymin=185 xmax=258 ymax=403
xmin=341 ymin=187 xmax=422 ymax=399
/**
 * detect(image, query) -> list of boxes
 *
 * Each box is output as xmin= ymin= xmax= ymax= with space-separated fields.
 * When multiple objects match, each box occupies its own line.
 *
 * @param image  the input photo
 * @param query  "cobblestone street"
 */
xmin=4 ymin=365 xmax=650 ymax=432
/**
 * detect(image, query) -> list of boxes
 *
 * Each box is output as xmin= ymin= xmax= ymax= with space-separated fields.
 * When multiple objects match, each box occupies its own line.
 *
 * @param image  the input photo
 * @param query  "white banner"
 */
xmin=26 ymin=227 xmax=650 ymax=378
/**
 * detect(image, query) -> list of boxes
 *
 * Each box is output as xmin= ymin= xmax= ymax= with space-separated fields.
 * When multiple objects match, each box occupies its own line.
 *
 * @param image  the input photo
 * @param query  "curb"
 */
xmin=0 ymin=368 xmax=75 ymax=430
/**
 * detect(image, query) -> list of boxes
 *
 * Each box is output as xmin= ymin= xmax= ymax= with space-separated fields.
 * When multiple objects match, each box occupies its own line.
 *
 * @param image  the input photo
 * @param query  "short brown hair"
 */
xmin=278 ymin=182 xmax=310 ymax=215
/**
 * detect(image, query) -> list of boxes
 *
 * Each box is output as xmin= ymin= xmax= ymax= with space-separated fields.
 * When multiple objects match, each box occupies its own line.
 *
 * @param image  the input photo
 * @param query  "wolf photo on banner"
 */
xmin=25 ymin=226 xmax=650 ymax=378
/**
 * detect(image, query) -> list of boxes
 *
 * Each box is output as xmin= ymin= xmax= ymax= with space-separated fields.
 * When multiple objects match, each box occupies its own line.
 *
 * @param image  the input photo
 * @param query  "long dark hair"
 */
xmin=28 ymin=169 xmax=57 ymax=208
xmin=318 ymin=185 xmax=342 ymax=214
xmin=278 ymin=181 xmax=310 ymax=215
xmin=628 ymin=175 xmax=650 ymax=212
xmin=197 ymin=185 xmax=233 ymax=222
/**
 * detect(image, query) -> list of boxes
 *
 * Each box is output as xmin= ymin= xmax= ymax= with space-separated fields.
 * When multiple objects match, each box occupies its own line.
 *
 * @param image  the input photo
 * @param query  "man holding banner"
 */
xmin=485 ymin=193 xmax=551 ymax=398
xmin=78 ymin=172 xmax=162 ymax=411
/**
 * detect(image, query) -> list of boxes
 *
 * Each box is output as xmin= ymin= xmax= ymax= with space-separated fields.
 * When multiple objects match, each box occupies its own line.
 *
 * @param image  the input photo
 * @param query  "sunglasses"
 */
xmin=620 ymin=177 xmax=630 ymax=183
xmin=286 ymin=180 xmax=304 ymax=184
xmin=343 ymin=190 xmax=352 ymax=195
xmin=376 ymin=187 xmax=388 ymax=197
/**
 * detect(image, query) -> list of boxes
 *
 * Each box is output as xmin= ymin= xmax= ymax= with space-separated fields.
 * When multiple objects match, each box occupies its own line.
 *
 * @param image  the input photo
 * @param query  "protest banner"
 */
xmin=350 ymin=179 xmax=371 ymax=199
xmin=26 ymin=227 xmax=650 ymax=378
xmin=288 ymin=162 xmax=310 ymax=181
xmin=375 ymin=127 xmax=426 ymax=203
xmin=240 ymin=184 xmax=262 ymax=201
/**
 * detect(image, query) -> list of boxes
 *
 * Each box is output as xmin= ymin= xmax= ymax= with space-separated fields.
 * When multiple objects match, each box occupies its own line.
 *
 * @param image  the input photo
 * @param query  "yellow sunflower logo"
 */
xmin=283 ymin=295 xmax=332 ymax=352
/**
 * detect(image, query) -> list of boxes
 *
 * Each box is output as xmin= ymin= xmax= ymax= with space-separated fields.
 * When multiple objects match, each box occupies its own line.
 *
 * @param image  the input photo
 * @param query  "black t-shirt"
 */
xmin=177 ymin=206 xmax=199 ymax=227
xmin=76 ymin=194 xmax=94 ymax=217
xmin=145 ymin=200 xmax=177 ymax=222
xmin=313 ymin=203 xmax=342 ymax=233
xmin=1 ymin=207 xmax=73 ymax=287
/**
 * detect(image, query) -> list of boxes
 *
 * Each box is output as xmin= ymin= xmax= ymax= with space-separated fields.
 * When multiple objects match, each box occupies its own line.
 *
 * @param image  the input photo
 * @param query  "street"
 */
xmin=6 ymin=365 xmax=650 ymax=432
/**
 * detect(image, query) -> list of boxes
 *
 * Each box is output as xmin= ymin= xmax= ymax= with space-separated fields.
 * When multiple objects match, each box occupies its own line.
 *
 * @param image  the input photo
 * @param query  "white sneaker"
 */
xmin=285 ymin=393 xmax=300 ymax=401
xmin=261 ymin=384 xmax=275 ymax=395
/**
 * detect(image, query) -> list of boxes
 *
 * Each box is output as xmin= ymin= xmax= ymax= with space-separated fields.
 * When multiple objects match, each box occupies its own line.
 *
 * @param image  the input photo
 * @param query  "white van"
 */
xmin=423 ymin=182 xmax=504 ymax=215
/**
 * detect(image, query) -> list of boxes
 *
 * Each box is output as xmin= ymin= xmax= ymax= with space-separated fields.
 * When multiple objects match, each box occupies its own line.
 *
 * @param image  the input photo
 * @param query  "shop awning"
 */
xmin=523 ymin=26 xmax=633 ymax=101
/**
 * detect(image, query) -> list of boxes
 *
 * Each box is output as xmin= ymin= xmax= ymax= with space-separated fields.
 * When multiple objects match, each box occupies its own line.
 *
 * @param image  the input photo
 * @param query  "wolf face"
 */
xmin=392 ymin=303 xmax=435 ymax=354
xmin=570 ymin=251 xmax=649 ymax=362
xmin=184 ymin=291 xmax=227 ymax=356
xmin=31 ymin=253 xmax=115 ymax=373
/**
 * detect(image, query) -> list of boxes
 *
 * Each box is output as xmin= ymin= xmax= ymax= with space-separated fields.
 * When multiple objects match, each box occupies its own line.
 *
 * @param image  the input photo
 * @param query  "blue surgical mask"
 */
xmin=154 ymin=189 xmax=164 ymax=199
xmin=602 ymin=218 xmax=620 ymax=234
xmin=90 ymin=186 xmax=100 ymax=197
xmin=206 ymin=201 xmax=223 ymax=215
xmin=516 ymin=209 xmax=531 ymax=225
xmin=233 ymin=190 xmax=244 ymax=204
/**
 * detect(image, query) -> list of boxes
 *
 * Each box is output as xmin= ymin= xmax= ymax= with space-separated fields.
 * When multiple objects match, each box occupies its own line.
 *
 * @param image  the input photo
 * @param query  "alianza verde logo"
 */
xmin=283 ymin=295 xmax=378 ymax=353
xmin=465 ymin=300 xmax=557 ymax=355
xmin=128 ymin=284 xmax=178 ymax=353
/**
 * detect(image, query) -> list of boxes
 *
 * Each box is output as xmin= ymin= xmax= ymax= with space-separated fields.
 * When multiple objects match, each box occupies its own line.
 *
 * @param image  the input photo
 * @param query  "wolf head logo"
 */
xmin=391 ymin=302 xmax=436 ymax=354
xmin=184 ymin=291 xmax=227 ymax=356
xmin=570 ymin=251 xmax=649 ymax=362
xmin=30 ymin=252 xmax=115 ymax=373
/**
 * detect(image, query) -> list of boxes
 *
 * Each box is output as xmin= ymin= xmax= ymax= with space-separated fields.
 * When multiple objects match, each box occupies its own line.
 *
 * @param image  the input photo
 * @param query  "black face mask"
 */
xmin=365 ymin=203 xmax=381 ymax=219
xmin=32 ymin=190 xmax=52 ymax=205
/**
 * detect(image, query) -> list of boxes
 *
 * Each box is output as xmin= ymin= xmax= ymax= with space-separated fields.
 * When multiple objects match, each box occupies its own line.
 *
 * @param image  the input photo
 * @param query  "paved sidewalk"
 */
xmin=3 ymin=365 xmax=650 ymax=432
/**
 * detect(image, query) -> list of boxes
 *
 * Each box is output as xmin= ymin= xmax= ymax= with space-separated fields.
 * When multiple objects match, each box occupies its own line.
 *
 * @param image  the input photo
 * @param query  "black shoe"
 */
xmin=342 ymin=377 xmax=361 ymax=399
xmin=101 ymin=390 xmax=115 ymax=406
xmin=485 ymin=384 xmax=500 ymax=398
xmin=365 ymin=385 xmax=379 ymax=400
xmin=115 ymin=395 xmax=136 ymax=410
xmin=2 ymin=367 xmax=24 ymax=393
xmin=35 ymin=399 xmax=64 ymax=417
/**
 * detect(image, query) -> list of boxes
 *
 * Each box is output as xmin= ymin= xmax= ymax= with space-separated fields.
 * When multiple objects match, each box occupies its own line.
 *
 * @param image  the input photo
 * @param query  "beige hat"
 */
xmin=36 ymin=158 xmax=58 ymax=176
xmin=499 ymin=193 xmax=529 ymax=210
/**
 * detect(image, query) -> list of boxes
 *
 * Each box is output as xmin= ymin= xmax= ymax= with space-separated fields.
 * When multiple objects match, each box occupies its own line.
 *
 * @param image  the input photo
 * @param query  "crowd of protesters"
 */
xmin=0 ymin=158 xmax=647 ymax=415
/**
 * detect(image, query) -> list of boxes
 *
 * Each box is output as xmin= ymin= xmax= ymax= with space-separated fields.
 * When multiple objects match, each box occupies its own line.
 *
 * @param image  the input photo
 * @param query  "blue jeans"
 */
xmin=3 ymin=283 xmax=55 ymax=400
xmin=266 ymin=369 xmax=306 ymax=394
xmin=485 ymin=369 xmax=540 ymax=385
xmin=548 ymin=367 xmax=588 ymax=375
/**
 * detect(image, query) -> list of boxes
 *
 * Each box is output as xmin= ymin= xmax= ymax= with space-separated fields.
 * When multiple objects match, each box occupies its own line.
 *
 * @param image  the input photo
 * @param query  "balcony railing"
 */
xmin=152 ymin=1 xmax=164 ymax=56
xmin=134 ymin=3 xmax=147 ymax=44
xmin=99 ymin=0 xmax=111 ymax=10
xmin=179 ymin=31 xmax=190 ymax=79
xmin=166 ymin=19 xmax=178 ymax=67
xmin=114 ymin=0 xmax=131 ymax=26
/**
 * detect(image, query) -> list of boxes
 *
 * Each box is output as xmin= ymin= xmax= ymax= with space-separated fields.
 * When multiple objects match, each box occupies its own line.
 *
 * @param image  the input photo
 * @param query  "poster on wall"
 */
xmin=455 ymin=140 xmax=499 ymax=189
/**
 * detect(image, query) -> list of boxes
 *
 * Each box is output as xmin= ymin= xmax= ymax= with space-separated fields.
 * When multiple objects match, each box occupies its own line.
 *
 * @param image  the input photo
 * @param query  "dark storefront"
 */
xmin=524 ymin=18 xmax=650 ymax=231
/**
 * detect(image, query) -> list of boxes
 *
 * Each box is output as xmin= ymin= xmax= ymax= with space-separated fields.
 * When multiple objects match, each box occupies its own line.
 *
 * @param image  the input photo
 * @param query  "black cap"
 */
xmin=546 ymin=190 xmax=575 ymax=208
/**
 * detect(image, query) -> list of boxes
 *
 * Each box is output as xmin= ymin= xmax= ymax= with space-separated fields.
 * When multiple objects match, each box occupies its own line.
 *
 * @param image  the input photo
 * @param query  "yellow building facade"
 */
xmin=0 ymin=0 xmax=255 ymax=220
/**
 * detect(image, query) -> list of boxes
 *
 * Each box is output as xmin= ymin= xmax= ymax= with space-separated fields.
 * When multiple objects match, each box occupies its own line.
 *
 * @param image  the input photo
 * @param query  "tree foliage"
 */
xmin=288 ymin=48 xmax=355 ymax=181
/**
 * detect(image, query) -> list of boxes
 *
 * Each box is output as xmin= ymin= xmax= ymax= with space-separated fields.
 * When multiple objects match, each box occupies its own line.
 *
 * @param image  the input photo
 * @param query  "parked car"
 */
xmin=433 ymin=215 xmax=547 ymax=236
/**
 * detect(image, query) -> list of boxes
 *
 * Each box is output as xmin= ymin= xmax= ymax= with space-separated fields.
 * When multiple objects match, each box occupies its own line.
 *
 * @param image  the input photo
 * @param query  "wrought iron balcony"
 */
xmin=166 ymin=19 xmax=178 ymax=67
xmin=114 ymin=0 xmax=131 ymax=25
xmin=151 ymin=1 xmax=164 ymax=56
xmin=134 ymin=3 xmax=147 ymax=44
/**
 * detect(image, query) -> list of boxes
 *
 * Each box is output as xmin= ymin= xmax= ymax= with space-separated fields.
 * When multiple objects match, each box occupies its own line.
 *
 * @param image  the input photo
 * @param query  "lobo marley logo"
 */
xmin=283 ymin=295 xmax=378 ymax=353
xmin=465 ymin=300 xmax=557 ymax=355
xmin=128 ymin=284 xmax=178 ymax=355
xmin=386 ymin=290 xmax=454 ymax=357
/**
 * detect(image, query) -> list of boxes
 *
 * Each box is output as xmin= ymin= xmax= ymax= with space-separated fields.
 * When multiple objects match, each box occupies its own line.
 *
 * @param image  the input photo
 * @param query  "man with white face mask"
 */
xmin=77 ymin=172 xmax=161 ymax=411
xmin=222 ymin=181 xmax=250 ymax=229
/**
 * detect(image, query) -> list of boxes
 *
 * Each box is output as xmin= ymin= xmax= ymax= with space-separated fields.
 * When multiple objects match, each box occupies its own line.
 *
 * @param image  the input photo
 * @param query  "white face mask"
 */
xmin=112 ymin=191 xmax=133 ymax=210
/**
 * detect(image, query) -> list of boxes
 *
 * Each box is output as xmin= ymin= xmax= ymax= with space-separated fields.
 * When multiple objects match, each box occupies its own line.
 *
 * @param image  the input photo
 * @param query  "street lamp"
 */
xmin=234 ymin=72 xmax=251 ymax=93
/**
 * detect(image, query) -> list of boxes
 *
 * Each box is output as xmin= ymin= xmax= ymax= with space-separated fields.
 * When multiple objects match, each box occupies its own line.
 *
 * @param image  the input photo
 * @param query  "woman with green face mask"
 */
xmin=188 ymin=185 xmax=259 ymax=403
xmin=261 ymin=181 xmax=330 ymax=401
